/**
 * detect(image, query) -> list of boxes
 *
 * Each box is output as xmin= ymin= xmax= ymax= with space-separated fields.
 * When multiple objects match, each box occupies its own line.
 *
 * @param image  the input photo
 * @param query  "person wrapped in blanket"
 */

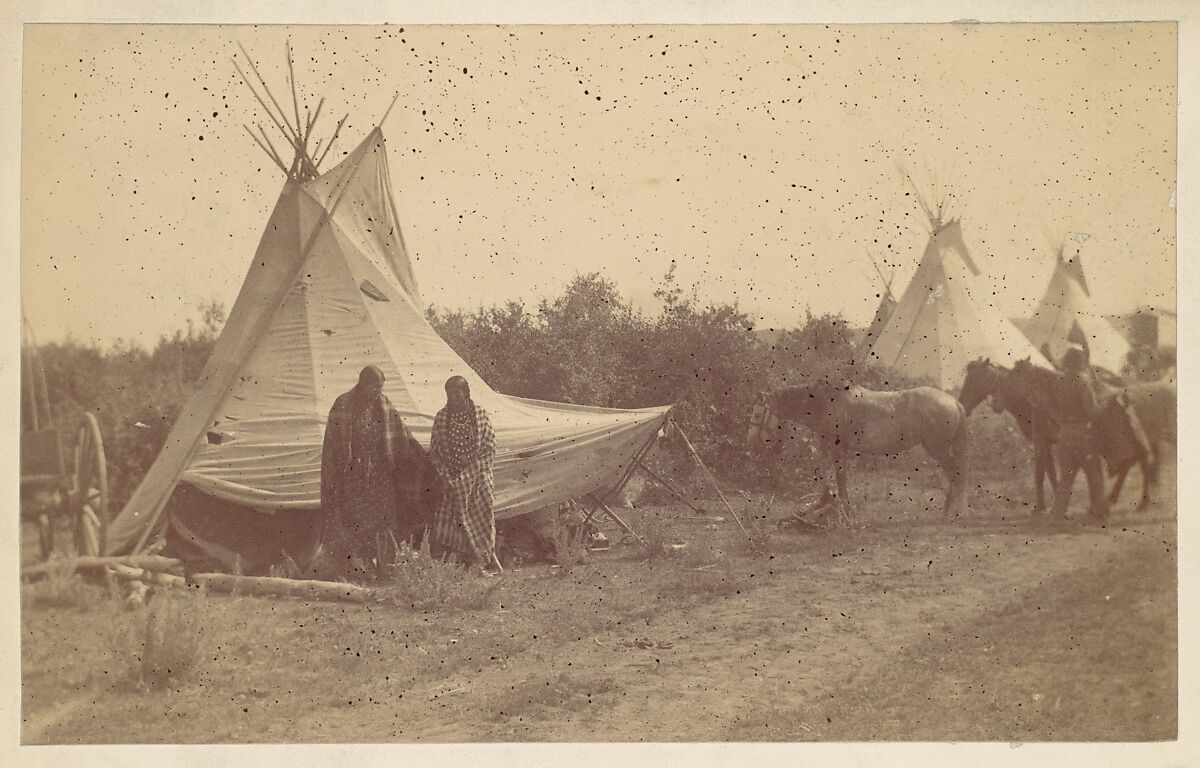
xmin=320 ymin=365 xmax=432 ymax=579
xmin=429 ymin=375 xmax=503 ymax=575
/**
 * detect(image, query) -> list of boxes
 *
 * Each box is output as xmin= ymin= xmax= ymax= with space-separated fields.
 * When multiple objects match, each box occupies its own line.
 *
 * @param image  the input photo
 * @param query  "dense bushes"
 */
xmin=22 ymin=270 xmax=1031 ymax=514
xmin=24 ymin=303 xmax=225 ymax=511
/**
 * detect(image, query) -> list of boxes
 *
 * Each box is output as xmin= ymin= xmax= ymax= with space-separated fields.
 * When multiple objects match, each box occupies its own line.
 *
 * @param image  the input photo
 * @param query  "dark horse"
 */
xmin=959 ymin=358 xmax=1059 ymax=512
xmin=1007 ymin=358 xmax=1171 ymax=511
xmin=747 ymin=380 xmax=969 ymax=519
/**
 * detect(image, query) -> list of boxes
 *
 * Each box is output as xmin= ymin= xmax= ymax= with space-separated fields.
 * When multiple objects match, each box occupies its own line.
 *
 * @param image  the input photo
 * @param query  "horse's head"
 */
xmin=746 ymin=391 xmax=781 ymax=449
xmin=959 ymin=357 xmax=998 ymax=416
xmin=1007 ymin=355 xmax=1058 ymax=401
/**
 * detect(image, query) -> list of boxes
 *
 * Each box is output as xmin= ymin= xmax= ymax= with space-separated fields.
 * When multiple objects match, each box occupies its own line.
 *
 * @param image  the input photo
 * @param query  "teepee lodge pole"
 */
xmin=244 ymin=124 xmax=288 ymax=174
xmin=256 ymin=124 xmax=291 ymax=174
xmin=378 ymin=92 xmax=402 ymax=128
xmin=231 ymin=58 xmax=296 ymax=152
xmin=286 ymin=40 xmax=303 ymax=143
xmin=233 ymin=44 xmax=334 ymax=181
xmin=237 ymin=42 xmax=300 ymax=145
xmin=308 ymin=98 xmax=326 ymax=136
xmin=314 ymin=114 xmax=349 ymax=169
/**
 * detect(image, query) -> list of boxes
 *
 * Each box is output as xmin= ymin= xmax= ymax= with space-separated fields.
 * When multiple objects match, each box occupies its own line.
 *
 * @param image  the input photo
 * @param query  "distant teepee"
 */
xmin=857 ymin=252 xmax=897 ymax=354
xmin=1018 ymin=237 xmax=1131 ymax=374
xmin=861 ymin=178 xmax=1050 ymax=390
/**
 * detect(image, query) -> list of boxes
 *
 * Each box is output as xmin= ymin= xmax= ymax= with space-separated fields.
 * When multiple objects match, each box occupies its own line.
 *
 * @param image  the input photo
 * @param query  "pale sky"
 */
xmin=21 ymin=22 xmax=1177 ymax=347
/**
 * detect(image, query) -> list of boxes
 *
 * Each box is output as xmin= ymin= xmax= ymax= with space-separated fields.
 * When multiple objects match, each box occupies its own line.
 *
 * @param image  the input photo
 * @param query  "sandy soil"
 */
xmin=19 ymin=460 xmax=1177 ymax=744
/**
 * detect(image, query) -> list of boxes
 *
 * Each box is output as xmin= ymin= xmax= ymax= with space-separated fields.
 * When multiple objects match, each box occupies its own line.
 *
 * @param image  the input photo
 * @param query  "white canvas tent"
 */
xmin=862 ymin=217 xmax=1051 ymax=391
xmin=861 ymin=291 xmax=897 ymax=351
xmin=1018 ymin=242 xmax=1131 ymax=375
xmin=105 ymin=64 xmax=671 ymax=563
xmin=857 ymin=253 xmax=898 ymax=355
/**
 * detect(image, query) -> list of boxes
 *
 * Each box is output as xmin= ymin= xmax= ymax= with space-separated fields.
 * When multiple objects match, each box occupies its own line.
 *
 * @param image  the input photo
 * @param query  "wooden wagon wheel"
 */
xmin=69 ymin=413 xmax=109 ymax=557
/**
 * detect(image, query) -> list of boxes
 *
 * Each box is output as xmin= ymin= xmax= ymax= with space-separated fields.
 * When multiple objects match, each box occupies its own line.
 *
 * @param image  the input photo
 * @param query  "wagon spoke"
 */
xmin=75 ymin=449 xmax=96 ymax=488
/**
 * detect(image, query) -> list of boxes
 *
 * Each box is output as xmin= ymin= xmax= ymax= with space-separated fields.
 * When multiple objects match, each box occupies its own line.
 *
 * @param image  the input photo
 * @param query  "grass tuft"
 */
xmin=380 ymin=537 xmax=497 ymax=612
xmin=133 ymin=589 xmax=211 ymax=691
xmin=490 ymin=671 xmax=622 ymax=722
xmin=22 ymin=556 xmax=92 ymax=611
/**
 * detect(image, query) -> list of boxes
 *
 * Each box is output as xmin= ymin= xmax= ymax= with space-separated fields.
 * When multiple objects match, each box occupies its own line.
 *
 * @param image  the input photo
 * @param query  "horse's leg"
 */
xmin=1052 ymin=447 xmax=1082 ymax=520
xmin=1108 ymin=462 xmax=1130 ymax=506
xmin=1084 ymin=452 xmax=1110 ymax=521
xmin=1032 ymin=446 xmax=1047 ymax=515
xmin=940 ymin=453 xmax=967 ymax=521
xmin=930 ymin=430 xmax=968 ymax=521
xmin=1137 ymin=455 xmax=1152 ymax=510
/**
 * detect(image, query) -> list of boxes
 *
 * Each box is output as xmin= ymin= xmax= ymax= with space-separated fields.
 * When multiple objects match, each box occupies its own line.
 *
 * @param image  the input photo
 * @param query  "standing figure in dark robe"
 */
xmin=429 ymin=375 xmax=502 ymax=574
xmin=320 ymin=365 xmax=428 ymax=579
xmin=1050 ymin=345 xmax=1110 ymax=522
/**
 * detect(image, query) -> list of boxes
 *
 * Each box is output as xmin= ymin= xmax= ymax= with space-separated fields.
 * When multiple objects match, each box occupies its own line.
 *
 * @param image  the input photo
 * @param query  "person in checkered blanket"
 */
xmin=429 ymin=376 xmax=503 ymax=574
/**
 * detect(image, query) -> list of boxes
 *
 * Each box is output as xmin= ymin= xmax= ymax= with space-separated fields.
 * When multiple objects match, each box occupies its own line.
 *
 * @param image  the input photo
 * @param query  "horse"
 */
xmin=959 ymin=358 xmax=1059 ymax=513
xmin=747 ymin=380 xmax=969 ymax=520
xmin=1007 ymin=358 xmax=1159 ymax=510
xmin=1109 ymin=377 xmax=1176 ymax=497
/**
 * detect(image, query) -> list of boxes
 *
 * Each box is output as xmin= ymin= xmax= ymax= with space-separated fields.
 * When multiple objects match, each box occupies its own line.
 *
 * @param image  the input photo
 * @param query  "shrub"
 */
xmin=26 ymin=302 xmax=225 ymax=513
xmin=22 ymin=556 xmax=91 ymax=611
xmin=380 ymin=538 xmax=496 ymax=612
xmin=134 ymin=589 xmax=211 ymax=690
xmin=546 ymin=510 xmax=591 ymax=569
xmin=25 ymin=272 xmax=1038 ymax=533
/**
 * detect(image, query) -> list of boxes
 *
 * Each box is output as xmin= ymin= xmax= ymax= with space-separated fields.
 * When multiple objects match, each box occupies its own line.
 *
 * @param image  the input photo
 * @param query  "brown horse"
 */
xmin=959 ymin=358 xmax=1059 ymax=512
xmin=747 ymin=380 xmax=969 ymax=519
xmin=1007 ymin=358 xmax=1160 ymax=510
xmin=1108 ymin=377 xmax=1176 ymax=497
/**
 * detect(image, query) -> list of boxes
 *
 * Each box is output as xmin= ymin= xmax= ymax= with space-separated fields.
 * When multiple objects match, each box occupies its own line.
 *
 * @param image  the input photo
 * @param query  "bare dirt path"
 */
xmin=21 ymin=471 xmax=1176 ymax=745
xmin=285 ymin=515 xmax=1175 ymax=742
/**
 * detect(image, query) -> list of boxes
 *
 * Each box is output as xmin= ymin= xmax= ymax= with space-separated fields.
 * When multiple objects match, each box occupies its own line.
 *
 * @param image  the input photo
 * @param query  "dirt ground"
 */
xmin=19 ymin=457 xmax=1177 ymax=744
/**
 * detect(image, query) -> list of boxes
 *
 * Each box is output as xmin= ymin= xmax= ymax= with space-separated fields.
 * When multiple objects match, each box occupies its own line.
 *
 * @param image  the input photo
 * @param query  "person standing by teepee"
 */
xmin=429 ymin=376 xmax=502 ymax=575
xmin=320 ymin=365 xmax=427 ymax=579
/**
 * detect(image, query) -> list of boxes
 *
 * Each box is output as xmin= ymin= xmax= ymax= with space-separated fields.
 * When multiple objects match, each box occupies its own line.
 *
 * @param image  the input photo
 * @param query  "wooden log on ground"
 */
xmin=21 ymin=554 xmax=183 ymax=581
xmin=108 ymin=563 xmax=187 ymax=588
xmin=55 ymin=561 xmax=374 ymax=605
xmin=188 ymin=573 xmax=375 ymax=603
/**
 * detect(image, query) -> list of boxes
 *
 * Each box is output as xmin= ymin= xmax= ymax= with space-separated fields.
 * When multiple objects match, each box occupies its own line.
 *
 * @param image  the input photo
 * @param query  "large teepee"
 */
xmin=862 ymin=212 xmax=1050 ymax=391
xmin=1017 ymin=238 xmax=1131 ymax=375
xmin=105 ymin=51 xmax=671 ymax=565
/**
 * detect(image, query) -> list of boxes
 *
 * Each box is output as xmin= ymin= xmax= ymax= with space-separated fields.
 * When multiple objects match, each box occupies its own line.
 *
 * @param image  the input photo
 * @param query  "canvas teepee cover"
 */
xmin=863 ymin=219 xmax=1050 ymax=390
xmin=859 ymin=290 xmax=897 ymax=353
xmin=1020 ymin=245 xmax=1131 ymax=374
xmin=105 ymin=128 xmax=670 ymax=561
